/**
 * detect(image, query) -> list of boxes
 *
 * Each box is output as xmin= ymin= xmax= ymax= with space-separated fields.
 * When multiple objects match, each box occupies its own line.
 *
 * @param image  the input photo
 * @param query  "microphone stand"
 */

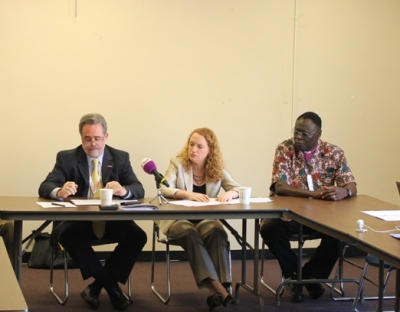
xmin=150 ymin=179 xmax=169 ymax=205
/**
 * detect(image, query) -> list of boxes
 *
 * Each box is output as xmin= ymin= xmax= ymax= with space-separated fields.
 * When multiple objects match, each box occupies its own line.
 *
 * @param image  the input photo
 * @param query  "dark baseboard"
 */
xmin=22 ymin=247 xmax=367 ymax=264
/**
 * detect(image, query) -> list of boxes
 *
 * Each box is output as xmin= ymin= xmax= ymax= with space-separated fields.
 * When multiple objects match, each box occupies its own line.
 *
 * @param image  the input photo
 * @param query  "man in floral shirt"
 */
xmin=260 ymin=111 xmax=357 ymax=302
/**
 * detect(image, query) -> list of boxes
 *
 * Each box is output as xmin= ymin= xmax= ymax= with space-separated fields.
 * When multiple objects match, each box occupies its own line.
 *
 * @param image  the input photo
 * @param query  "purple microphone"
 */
xmin=141 ymin=158 xmax=170 ymax=187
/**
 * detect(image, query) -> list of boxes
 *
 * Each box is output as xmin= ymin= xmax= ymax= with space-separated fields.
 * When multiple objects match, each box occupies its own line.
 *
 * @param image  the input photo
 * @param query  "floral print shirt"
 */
xmin=270 ymin=138 xmax=356 ymax=193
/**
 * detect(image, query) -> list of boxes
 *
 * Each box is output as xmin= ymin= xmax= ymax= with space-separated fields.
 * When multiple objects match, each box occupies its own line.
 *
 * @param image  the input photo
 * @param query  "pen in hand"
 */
xmin=51 ymin=202 xmax=66 ymax=207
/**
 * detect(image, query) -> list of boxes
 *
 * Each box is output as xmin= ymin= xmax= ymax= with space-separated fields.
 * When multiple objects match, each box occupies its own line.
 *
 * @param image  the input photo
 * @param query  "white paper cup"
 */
xmin=238 ymin=187 xmax=251 ymax=204
xmin=100 ymin=188 xmax=113 ymax=206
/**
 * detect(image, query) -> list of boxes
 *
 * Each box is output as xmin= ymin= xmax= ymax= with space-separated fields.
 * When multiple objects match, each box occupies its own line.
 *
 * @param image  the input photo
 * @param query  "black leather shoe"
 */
xmin=305 ymin=282 xmax=325 ymax=299
xmin=81 ymin=285 xmax=100 ymax=309
xmin=107 ymin=286 xmax=130 ymax=311
xmin=284 ymin=279 xmax=304 ymax=303
xmin=222 ymin=294 xmax=235 ymax=307
xmin=206 ymin=293 xmax=222 ymax=311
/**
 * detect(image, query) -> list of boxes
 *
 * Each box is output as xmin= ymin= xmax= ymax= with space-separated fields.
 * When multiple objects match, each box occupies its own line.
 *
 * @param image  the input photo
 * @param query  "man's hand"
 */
xmin=320 ymin=186 xmax=347 ymax=201
xmin=57 ymin=182 xmax=78 ymax=198
xmin=104 ymin=181 xmax=127 ymax=197
xmin=275 ymin=180 xmax=322 ymax=199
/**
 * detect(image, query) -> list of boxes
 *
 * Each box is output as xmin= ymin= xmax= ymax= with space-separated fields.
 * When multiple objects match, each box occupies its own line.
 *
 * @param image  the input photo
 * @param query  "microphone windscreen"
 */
xmin=141 ymin=158 xmax=157 ymax=174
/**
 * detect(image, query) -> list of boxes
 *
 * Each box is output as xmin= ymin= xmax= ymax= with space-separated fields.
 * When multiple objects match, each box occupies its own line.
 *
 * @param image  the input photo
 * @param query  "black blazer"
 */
xmin=38 ymin=145 xmax=144 ymax=199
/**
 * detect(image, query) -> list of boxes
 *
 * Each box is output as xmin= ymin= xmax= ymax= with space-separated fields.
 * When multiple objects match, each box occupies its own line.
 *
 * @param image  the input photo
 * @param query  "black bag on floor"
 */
xmin=28 ymin=232 xmax=77 ymax=269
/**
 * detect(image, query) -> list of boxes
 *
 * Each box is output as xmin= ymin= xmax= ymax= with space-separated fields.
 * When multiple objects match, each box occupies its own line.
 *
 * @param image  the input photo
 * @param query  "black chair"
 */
xmin=150 ymin=223 xmax=180 ymax=304
xmin=49 ymin=233 xmax=131 ymax=305
xmin=328 ymin=241 xmax=365 ymax=301
xmin=261 ymin=236 xmax=361 ymax=303
xmin=151 ymin=222 xmax=233 ymax=304
xmin=351 ymin=254 xmax=395 ymax=311
xmin=260 ymin=233 xmax=320 ymax=295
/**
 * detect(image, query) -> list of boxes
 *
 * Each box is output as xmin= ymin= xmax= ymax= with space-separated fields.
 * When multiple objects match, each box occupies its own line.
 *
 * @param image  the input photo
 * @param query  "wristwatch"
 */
xmin=346 ymin=188 xmax=352 ymax=198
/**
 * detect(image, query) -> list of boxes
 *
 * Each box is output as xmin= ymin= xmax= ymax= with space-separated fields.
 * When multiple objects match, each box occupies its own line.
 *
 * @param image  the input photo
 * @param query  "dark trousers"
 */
xmin=59 ymin=220 xmax=147 ymax=283
xmin=260 ymin=218 xmax=340 ymax=279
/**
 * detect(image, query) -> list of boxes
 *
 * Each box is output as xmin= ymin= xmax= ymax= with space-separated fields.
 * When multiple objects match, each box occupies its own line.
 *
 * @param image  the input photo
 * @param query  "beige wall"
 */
xmin=1 ymin=0 xmax=399 ymax=251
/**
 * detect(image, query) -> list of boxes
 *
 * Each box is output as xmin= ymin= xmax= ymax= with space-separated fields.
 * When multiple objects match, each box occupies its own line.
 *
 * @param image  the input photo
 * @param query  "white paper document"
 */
xmin=37 ymin=202 xmax=77 ymax=208
xmin=362 ymin=210 xmax=400 ymax=221
xmin=168 ymin=197 xmax=273 ymax=207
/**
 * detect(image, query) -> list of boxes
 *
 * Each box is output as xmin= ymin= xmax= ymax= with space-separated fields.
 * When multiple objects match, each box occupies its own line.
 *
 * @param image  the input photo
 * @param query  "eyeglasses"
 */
xmin=82 ymin=136 xmax=105 ymax=144
xmin=293 ymin=129 xmax=318 ymax=138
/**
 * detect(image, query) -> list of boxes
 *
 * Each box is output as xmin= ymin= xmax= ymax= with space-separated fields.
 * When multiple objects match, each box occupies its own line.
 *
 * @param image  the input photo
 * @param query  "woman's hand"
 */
xmin=216 ymin=190 xmax=238 ymax=202
xmin=188 ymin=192 xmax=210 ymax=202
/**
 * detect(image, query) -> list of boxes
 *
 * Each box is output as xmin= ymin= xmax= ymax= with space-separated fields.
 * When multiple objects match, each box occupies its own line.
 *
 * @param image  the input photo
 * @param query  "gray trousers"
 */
xmin=167 ymin=219 xmax=231 ymax=290
xmin=0 ymin=220 xmax=14 ymax=264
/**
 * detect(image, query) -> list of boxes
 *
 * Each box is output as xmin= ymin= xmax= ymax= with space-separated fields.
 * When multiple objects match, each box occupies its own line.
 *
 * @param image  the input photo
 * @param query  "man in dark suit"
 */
xmin=39 ymin=113 xmax=147 ymax=311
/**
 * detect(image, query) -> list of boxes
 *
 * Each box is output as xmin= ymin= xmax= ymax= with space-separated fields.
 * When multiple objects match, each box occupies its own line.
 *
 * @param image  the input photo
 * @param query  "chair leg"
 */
xmin=351 ymin=261 xmax=396 ymax=311
xmin=260 ymin=241 xmax=284 ymax=296
xmin=126 ymin=275 xmax=132 ymax=303
xmin=49 ymin=235 xmax=133 ymax=306
xmin=382 ymin=269 xmax=393 ymax=294
xmin=50 ymin=249 xmax=132 ymax=306
xmin=329 ymin=242 xmax=346 ymax=298
xmin=227 ymin=242 xmax=233 ymax=297
xmin=150 ymin=225 xmax=233 ymax=305
xmin=151 ymin=231 xmax=172 ymax=304
xmin=328 ymin=242 xmax=364 ymax=301
xmin=352 ymin=262 xmax=369 ymax=311
xmin=50 ymin=247 xmax=69 ymax=305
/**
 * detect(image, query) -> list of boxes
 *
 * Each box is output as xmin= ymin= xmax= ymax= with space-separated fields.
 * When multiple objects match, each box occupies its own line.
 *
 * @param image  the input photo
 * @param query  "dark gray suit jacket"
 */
xmin=39 ymin=145 xmax=144 ymax=199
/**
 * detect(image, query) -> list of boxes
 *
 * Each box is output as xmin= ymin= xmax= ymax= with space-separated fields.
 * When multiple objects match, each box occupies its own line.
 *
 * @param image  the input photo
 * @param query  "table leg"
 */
xmin=377 ymin=259 xmax=384 ymax=312
xmin=395 ymin=268 xmax=400 ymax=312
xmin=234 ymin=219 xmax=264 ymax=312
xmin=235 ymin=219 xmax=247 ymax=304
xmin=12 ymin=220 xmax=22 ymax=283
xmin=241 ymin=219 xmax=247 ymax=286
xmin=253 ymin=219 xmax=264 ymax=311
xmin=296 ymin=223 xmax=304 ymax=298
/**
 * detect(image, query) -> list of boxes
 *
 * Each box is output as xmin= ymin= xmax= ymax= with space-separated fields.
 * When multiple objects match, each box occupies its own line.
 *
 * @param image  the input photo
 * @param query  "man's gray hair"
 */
xmin=79 ymin=113 xmax=108 ymax=135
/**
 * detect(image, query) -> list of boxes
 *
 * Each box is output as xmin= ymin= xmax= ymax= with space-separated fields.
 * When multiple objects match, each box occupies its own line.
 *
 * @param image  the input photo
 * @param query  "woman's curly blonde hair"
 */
xmin=177 ymin=127 xmax=224 ymax=182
